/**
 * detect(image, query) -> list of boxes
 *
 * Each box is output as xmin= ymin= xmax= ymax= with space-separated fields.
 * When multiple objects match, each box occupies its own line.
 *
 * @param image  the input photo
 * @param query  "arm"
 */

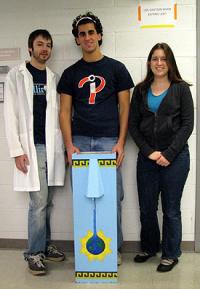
xmin=112 ymin=89 xmax=130 ymax=167
xmin=128 ymin=87 xmax=155 ymax=157
xmin=4 ymin=70 xmax=29 ymax=173
xmin=162 ymin=83 xmax=194 ymax=162
xmin=4 ymin=71 xmax=24 ymax=157
xmin=59 ymin=93 xmax=80 ymax=165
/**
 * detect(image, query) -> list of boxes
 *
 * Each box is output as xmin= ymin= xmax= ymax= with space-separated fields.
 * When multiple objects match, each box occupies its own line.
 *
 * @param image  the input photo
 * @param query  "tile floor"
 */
xmin=0 ymin=250 xmax=200 ymax=289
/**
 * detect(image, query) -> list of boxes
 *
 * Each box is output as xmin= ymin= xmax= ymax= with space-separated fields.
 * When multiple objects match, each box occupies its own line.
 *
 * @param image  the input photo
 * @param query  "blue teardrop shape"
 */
xmin=86 ymin=234 xmax=105 ymax=255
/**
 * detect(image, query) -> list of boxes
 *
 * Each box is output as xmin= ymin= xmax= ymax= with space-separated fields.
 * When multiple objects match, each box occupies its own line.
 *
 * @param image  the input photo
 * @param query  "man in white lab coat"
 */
xmin=4 ymin=29 xmax=66 ymax=276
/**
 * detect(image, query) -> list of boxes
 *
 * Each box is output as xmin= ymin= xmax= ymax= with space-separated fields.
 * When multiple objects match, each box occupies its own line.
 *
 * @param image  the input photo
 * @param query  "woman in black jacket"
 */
xmin=129 ymin=43 xmax=194 ymax=272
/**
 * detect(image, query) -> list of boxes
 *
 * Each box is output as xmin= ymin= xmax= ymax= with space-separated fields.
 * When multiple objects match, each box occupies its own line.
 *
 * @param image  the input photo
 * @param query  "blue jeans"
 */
xmin=24 ymin=144 xmax=54 ymax=257
xmin=72 ymin=136 xmax=124 ymax=249
xmin=137 ymin=145 xmax=190 ymax=259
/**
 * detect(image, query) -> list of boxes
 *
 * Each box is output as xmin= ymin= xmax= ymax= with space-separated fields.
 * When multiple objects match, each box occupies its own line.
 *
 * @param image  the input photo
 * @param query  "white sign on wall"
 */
xmin=0 ymin=48 xmax=20 ymax=61
xmin=138 ymin=0 xmax=177 ymax=28
xmin=0 ymin=66 xmax=9 ymax=102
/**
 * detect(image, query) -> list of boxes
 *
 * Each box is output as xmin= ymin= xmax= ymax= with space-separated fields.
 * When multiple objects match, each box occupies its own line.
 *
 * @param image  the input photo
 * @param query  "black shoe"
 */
xmin=45 ymin=245 xmax=65 ymax=262
xmin=27 ymin=253 xmax=46 ymax=276
xmin=134 ymin=252 xmax=155 ymax=263
xmin=157 ymin=258 xmax=178 ymax=272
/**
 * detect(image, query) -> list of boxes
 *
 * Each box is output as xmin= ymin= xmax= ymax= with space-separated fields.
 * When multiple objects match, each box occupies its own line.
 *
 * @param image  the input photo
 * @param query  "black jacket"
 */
xmin=128 ymin=81 xmax=194 ymax=162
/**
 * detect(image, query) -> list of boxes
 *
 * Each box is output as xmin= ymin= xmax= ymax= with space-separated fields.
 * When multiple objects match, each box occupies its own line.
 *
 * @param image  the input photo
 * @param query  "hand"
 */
xmin=156 ymin=154 xmax=170 ymax=167
xmin=66 ymin=144 xmax=80 ymax=166
xmin=148 ymin=151 xmax=161 ymax=161
xmin=112 ymin=142 xmax=125 ymax=168
xmin=15 ymin=154 xmax=29 ymax=174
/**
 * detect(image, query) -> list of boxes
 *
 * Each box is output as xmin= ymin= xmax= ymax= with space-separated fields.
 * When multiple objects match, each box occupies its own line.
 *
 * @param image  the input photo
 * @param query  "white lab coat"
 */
xmin=4 ymin=62 xmax=66 ymax=191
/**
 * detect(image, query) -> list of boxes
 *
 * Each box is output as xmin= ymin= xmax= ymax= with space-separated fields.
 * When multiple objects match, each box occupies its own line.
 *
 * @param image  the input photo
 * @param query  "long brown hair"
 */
xmin=139 ymin=43 xmax=189 ymax=92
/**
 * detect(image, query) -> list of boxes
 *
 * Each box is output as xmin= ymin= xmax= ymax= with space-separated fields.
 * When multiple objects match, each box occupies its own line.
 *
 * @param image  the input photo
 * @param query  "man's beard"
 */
xmin=32 ymin=51 xmax=50 ymax=64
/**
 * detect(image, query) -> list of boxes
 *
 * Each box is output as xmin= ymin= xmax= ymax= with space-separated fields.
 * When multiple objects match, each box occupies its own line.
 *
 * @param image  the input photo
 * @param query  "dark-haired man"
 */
xmin=4 ymin=29 xmax=65 ymax=275
xmin=58 ymin=12 xmax=134 ymax=265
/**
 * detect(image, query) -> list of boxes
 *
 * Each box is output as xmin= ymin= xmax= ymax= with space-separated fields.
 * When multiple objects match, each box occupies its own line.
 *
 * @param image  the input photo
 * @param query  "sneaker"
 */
xmin=117 ymin=251 xmax=122 ymax=266
xmin=157 ymin=258 xmax=178 ymax=272
xmin=27 ymin=253 xmax=46 ymax=276
xmin=46 ymin=245 xmax=65 ymax=262
xmin=134 ymin=252 xmax=155 ymax=263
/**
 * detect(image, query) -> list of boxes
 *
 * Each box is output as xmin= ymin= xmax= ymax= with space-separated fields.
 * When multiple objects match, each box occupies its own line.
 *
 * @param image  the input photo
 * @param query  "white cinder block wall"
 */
xmin=0 ymin=0 xmax=196 ymax=244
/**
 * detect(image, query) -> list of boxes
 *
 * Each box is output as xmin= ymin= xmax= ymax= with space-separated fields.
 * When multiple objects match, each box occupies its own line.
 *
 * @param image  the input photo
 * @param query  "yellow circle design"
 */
xmin=80 ymin=230 xmax=112 ymax=261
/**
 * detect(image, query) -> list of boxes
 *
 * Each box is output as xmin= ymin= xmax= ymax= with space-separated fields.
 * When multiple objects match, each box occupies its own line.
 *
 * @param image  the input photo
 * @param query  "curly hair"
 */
xmin=72 ymin=11 xmax=103 ymax=46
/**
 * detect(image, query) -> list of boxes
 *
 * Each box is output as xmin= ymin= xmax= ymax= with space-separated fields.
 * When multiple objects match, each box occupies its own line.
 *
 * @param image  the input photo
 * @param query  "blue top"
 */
xmin=147 ymin=88 xmax=168 ymax=113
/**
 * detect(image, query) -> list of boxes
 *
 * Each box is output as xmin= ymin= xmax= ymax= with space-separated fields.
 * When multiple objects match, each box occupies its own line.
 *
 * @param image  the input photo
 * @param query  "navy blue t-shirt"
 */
xmin=57 ymin=56 xmax=134 ymax=137
xmin=26 ymin=62 xmax=47 ymax=144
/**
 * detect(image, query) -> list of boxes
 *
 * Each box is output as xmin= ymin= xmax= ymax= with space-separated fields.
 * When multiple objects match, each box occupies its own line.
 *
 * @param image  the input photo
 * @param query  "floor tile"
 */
xmin=0 ymin=250 xmax=199 ymax=289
